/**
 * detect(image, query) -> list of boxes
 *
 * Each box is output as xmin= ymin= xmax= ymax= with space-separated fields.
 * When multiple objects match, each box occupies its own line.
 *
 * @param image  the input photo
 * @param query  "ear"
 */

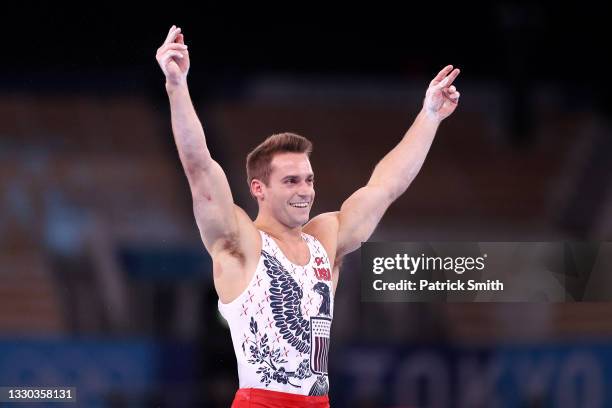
xmin=250 ymin=178 xmax=265 ymax=200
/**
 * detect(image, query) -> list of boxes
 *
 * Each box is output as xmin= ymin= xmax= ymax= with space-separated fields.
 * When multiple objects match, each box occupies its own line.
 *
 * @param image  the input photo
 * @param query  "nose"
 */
xmin=298 ymin=182 xmax=313 ymax=198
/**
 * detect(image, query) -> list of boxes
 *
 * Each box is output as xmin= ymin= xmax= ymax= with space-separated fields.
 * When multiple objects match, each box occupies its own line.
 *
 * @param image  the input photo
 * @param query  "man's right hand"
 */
xmin=156 ymin=25 xmax=190 ymax=88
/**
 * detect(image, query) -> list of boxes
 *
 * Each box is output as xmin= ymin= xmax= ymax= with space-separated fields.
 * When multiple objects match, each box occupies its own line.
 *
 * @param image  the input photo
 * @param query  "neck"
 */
xmin=254 ymin=213 xmax=303 ymax=243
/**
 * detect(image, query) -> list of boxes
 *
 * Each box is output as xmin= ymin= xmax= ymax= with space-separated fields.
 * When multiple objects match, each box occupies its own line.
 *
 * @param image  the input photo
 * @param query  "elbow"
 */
xmin=368 ymin=171 xmax=412 ymax=204
xmin=386 ymin=187 xmax=403 ymax=204
xmin=184 ymin=156 xmax=214 ymax=182
xmin=365 ymin=182 xmax=400 ymax=206
xmin=374 ymin=171 xmax=419 ymax=203
xmin=388 ymin=181 xmax=412 ymax=202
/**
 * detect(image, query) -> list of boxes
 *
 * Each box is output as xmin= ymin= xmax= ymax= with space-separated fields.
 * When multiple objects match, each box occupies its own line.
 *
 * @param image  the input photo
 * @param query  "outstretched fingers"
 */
xmin=164 ymin=25 xmax=181 ymax=45
xmin=429 ymin=65 xmax=453 ymax=86
xmin=434 ymin=68 xmax=461 ymax=90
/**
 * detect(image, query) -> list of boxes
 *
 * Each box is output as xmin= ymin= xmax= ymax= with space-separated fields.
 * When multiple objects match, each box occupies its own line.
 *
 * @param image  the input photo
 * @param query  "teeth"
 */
xmin=290 ymin=203 xmax=309 ymax=208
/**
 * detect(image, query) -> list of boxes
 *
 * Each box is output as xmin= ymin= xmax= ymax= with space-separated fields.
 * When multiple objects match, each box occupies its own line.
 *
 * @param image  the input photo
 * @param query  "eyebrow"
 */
xmin=281 ymin=174 xmax=314 ymax=181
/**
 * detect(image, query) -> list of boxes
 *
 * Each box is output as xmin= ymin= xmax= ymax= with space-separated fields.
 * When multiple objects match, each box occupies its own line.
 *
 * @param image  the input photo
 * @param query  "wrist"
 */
xmin=419 ymin=107 xmax=442 ymax=125
xmin=165 ymin=79 xmax=189 ymax=95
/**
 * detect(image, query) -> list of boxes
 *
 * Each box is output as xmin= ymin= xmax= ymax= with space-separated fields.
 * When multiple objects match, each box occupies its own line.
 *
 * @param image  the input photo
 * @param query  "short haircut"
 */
xmin=246 ymin=132 xmax=313 ymax=186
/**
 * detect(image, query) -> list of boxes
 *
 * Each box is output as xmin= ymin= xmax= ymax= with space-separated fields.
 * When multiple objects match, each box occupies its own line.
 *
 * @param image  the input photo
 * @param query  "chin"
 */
xmin=284 ymin=208 xmax=311 ymax=227
xmin=287 ymin=215 xmax=309 ymax=228
xmin=289 ymin=218 xmax=307 ymax=228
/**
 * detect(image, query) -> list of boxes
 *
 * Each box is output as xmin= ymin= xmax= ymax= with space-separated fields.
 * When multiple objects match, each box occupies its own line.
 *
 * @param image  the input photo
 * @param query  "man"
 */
xmin=156 ymin=25 xmax=460 ymax=407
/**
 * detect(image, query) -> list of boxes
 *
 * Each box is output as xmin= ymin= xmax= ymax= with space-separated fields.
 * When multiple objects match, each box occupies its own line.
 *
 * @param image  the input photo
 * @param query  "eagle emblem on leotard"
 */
xmin=259 ymin=249 xmax=332 ymax=389
xmin=262 ymin=250 xmax=312 ymax=354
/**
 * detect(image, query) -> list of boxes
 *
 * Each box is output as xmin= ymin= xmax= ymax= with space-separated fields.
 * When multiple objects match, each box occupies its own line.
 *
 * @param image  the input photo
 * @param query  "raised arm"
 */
xmin=156 ymin=26 xmax=241 ymax=257
xmin=335 ymin=65 xmax=461 ymax=258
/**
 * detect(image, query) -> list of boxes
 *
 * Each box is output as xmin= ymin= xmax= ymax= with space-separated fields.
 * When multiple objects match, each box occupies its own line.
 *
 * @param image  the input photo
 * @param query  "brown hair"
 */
xmin=246 ymin=132 xmax=313 ymax=186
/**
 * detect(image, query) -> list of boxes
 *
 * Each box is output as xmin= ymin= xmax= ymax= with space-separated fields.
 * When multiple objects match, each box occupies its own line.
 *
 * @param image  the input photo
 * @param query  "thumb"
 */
xmin=177 ymin=33 xmax=184 ymax=45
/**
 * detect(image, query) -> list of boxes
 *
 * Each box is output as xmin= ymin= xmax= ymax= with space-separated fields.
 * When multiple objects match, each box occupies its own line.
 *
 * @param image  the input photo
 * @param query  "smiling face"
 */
xmin=251 ymin=152 xmax=315 ymax=228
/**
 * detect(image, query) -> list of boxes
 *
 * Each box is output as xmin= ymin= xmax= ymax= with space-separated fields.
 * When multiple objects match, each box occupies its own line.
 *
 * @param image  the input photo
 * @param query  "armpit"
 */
xmin=221 ymin=234 xmax=246 ymax=266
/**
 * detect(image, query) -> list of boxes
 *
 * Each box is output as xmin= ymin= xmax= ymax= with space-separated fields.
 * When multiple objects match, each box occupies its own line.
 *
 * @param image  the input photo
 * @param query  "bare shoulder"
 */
xmin=303 ymin=211 xmax=340 ymax=268
xmin=304 ymin=211 xmax=340 ymax=243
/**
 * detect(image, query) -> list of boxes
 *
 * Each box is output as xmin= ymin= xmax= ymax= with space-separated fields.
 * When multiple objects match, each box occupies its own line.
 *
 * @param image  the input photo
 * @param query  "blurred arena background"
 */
xmin=1 ymin=3 xmax=611 ymax=407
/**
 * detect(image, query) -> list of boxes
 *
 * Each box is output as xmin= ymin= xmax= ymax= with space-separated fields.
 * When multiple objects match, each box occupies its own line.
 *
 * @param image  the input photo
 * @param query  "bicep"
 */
xmin=190 ymin=160 xmax=240 ymax=255
xmin=337 ymin=184 xmax=393 ymax=258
